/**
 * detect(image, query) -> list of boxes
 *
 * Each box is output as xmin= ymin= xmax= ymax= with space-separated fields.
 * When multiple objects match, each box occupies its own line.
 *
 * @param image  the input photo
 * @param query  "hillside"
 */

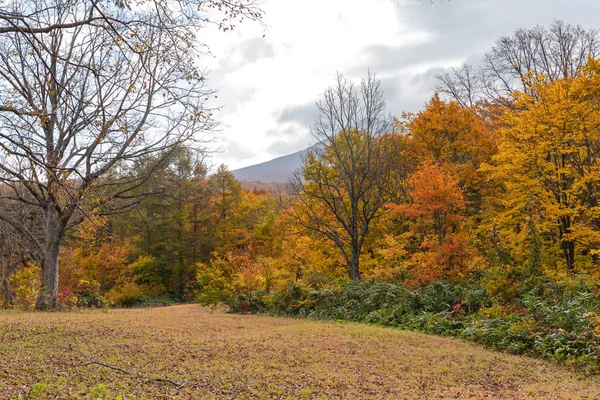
xmin=238 ymin=180 xmax=288 ymax=193
xmin=1 ymin=305 xmax=599 ymax=399
xmin=232 ymin=148 xmax=308 ymax=183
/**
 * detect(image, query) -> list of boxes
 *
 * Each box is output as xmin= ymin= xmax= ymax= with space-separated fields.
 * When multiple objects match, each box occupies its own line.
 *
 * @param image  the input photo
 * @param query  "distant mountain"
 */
xmin=232 ymin=148 xmax=309 ymax=183
xmin=237 ymin=180 xmax=288 ymax=193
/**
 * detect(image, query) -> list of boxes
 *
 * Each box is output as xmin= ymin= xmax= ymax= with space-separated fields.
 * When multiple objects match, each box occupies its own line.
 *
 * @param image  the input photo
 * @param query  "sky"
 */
xmin=202 ymin=0 xmax=600 ymax=170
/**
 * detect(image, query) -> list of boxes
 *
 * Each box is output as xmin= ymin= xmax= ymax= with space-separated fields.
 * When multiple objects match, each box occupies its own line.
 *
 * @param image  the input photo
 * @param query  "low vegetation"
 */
xmin=228 ymin=279 xmax=600 ymax=373
xmin=1 ymin=305 xmax=600 ymax=399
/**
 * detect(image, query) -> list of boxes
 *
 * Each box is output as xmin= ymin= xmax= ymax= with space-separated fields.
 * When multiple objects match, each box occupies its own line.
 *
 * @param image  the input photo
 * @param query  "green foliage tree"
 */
xmin=210 ymin=165 xmax=243 ymax=221
xmin=123 ymin=146 xmax=209 ymax=298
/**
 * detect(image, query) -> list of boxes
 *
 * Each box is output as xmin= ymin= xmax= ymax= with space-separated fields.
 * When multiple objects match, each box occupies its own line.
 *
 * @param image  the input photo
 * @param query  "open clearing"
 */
xmin=0 ymin=305 xmax=598 ymax=399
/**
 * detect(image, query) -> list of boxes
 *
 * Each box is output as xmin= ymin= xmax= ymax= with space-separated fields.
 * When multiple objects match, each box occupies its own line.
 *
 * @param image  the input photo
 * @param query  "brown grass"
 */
xmin=0 ymin=304 xmax=598 ymax=399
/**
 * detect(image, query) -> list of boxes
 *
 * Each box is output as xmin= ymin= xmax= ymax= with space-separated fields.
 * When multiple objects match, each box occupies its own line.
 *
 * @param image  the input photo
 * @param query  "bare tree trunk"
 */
xmin=559 ymin=216 xmax=575 ymax=271
xmin=1 ymin=278 xmax=14 ymax=305
xmin=1 ymin=260 xmax=17 ymax=306
xmin=348 ymin=248 xmax=361 ymax=281
xmin=0 ymin=203 xmax=37 ymax=307
xmin=36 ymin=208 xmax=63 ymax=310
xmin=566 ymin=241 xmax=575 ymax=271
xmin=561 ymin=238 xmax=575 ymax=271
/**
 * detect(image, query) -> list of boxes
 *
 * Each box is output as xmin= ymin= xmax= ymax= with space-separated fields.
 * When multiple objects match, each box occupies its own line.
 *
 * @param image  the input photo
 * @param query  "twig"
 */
xmin=69 ymin=346 xmax=190 ymax=389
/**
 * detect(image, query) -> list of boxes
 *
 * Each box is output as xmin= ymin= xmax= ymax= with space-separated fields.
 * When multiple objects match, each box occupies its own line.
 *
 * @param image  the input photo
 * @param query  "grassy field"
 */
xmin=0 ymin=305 xmax=598 ymax=399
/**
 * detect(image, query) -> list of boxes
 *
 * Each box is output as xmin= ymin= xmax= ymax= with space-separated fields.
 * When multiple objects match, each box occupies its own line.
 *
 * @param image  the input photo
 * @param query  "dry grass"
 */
xmin=0 ymin=304 xmax=598 ymax=399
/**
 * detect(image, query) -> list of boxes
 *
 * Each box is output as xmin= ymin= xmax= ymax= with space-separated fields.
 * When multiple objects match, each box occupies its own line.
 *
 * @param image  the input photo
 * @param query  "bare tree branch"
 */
xmin=437 ymin=20 xmax=600 ymax=106
xmin=287 ymin=72 xmax=398 ymax=281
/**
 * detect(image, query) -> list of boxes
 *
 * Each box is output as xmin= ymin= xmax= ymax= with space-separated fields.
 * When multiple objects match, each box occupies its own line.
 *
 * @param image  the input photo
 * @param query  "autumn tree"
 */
xmin=289 ymin=73 xmax=396 ymax=281
xmin=486 ymin=59 xmax=600 ymax=272
xmin=195 ymin=188 xmax=289 ymax=302
xmin=400 ymin=161 xmax=465 ymax=246
xmin=388 ymin=161 xmax=470 ymax=285
xmin=401 ymin=94 xmax=497 ymax=212
xmin=210 ymin=165 xmax=242 ymax=221
xmin=0 ymin=0 xmax=261 ymax=309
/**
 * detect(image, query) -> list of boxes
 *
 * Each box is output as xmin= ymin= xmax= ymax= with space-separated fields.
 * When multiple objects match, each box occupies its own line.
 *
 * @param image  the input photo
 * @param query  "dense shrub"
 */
xmin=105 ymin=281 xmax=171 ymax=307
xmin=8 ymin=263 xmax=41 ymax=310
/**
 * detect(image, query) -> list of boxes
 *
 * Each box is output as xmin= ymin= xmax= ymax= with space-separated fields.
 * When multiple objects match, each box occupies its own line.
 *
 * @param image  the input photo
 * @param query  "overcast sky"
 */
xmin=202 ymin=0 xmax=600 ymax=170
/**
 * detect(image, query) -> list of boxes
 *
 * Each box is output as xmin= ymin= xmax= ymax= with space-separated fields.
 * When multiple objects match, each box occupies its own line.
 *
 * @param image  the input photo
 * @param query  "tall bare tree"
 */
xmin=0 ymin=0 xmax=261 ymax=309
xmin=437 ymin=20 xmax=600 ymax=107
xmin=288 ymin=73 xmax=397 ymax=281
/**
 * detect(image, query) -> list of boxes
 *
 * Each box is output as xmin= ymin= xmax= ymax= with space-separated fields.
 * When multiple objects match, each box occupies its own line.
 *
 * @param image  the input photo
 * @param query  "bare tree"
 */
xmin=437 ymin=20 xmax=600 ymax=106
xmin=0 ymin=1 xmax=263 ymax=36
xmin=0 ymin=225 xmax=19 ymax=305
xmin=0 ymin=0 xmax=261 ymax=309
xmin=288 ymin=73 xmax=397 ymax=281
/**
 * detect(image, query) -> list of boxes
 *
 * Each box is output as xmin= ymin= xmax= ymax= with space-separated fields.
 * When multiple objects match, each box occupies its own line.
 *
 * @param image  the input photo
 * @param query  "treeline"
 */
xmin=0 ymin=150 xmax=277 ymax=308
xmin=2 ymin=20 xmax=600 ymax=316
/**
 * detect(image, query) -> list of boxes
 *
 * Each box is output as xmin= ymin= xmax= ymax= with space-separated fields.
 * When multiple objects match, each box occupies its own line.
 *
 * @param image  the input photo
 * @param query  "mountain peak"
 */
xmin=232 ymin=148 xmax=309 ymax=183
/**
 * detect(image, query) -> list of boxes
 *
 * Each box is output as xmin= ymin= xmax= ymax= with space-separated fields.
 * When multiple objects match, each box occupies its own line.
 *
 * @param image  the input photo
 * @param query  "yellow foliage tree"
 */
xmin=485 ymin=59 xmax=600 ymax=272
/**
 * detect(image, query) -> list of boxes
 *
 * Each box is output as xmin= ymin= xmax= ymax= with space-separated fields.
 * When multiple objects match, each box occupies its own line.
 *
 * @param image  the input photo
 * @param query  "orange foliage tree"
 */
xmin=401 ymin=94 xmax=498 ymax=213
xmin=389 ymin=161 xmax=472 ymax=286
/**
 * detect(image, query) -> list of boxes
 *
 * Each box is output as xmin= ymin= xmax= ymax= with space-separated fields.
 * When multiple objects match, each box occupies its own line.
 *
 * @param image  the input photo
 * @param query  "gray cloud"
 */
xmin=222 ymin=139 xmax=257 ymax=163
xmin=394 ymin=0 xmax=600 ymax=42
xmin=266 ymin=127 xmax=311 ymax=155
xmin=276 ymin=101 xmax=318 ymax=128
xmin=206 ymin=36 xmax=274 ymax=106
xmin=377 ymin=69 xmax=439 ymax=114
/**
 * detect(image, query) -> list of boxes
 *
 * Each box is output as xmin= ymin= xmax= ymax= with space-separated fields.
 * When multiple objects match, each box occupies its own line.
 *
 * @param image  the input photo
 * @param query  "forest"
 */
xmin=1 ymin=0 xmax=600 ymax=381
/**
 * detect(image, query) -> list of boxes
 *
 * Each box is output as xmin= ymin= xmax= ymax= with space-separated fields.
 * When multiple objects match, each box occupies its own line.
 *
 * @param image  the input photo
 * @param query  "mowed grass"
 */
xmin=0 ymin=305 xmax=598 ymax=399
